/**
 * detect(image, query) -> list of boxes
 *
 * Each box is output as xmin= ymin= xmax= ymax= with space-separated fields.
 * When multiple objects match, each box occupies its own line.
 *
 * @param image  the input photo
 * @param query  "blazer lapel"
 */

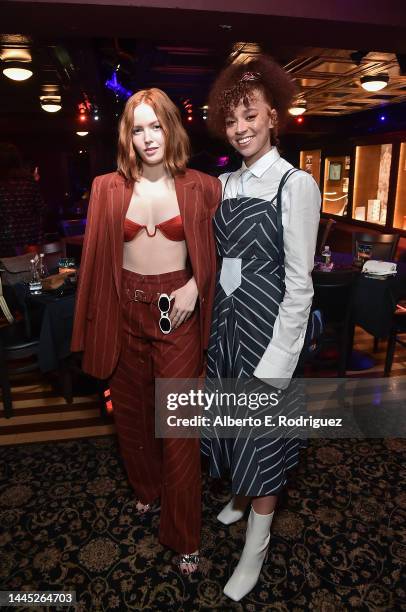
xmin=175 ymin=172 xmax=205 ymax=288
xmin=107 ymin=172 xmax=197 ymax=298
xmin=175 ymin=172 xmax=197 ymax=251
xmin=107 ymin=176 xmax=133 ymax=298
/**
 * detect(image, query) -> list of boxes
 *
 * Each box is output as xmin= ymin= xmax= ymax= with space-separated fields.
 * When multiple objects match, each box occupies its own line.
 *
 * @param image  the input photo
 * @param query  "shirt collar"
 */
xmin=241 ymin=147 xmax=280 ymax=178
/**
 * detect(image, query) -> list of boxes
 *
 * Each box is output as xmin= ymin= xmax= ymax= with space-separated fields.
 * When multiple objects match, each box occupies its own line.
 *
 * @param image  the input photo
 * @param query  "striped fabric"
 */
xmin=109 ymin=268 xmax=202 ymax=554
xmin=71 ymin=170 xmax=221 ymax=380
xmin=201 ymin=188 xmax=306 ymax=496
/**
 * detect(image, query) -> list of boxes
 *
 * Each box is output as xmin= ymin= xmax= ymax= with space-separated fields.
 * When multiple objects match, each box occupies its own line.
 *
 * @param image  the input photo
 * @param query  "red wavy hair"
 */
xmin=117 ymin=88 xmax=190 ymax=181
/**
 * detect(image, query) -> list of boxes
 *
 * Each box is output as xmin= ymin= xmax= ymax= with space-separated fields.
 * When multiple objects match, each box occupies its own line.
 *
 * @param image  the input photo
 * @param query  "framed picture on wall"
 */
xmin=329 ymin=161 xmax=342 ymax=181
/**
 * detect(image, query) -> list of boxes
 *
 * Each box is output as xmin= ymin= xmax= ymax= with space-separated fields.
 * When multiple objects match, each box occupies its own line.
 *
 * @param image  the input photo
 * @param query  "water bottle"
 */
xmin=29 ymin=258 xmax=42 ymax=294
xmin=322 ymin=245 xmax=331 ymax=265
xmin=38 ymin=253 xmax=49 ymax=279
xmin=321 ymin=245 xmax=332 ymax=271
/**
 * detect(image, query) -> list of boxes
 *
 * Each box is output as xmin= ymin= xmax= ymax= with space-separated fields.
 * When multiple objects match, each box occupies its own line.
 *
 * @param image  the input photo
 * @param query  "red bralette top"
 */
xmin=124 ymin=214 xmax=185 ymax=242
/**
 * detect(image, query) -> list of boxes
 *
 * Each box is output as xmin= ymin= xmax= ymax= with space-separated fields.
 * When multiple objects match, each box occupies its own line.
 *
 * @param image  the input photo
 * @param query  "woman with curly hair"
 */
xmin=201 ymin=56 xmax=320 ymax=600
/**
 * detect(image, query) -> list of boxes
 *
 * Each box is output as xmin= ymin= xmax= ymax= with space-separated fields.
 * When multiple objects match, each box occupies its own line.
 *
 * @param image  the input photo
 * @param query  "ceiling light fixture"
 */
xmin=76 ymin=131 xmax=89 ymax=136
xmin=40 ymin=95 xmax=62 ymax=113
xmin=360 ymin=74 xmax=389 ymax=92
xmin=2 ymin=59 xmax=33 ymax=81
xmin=105 ymin=69 xmax=132 ymax=99
xmin=288 ymin=101 xmax=307 ymax=116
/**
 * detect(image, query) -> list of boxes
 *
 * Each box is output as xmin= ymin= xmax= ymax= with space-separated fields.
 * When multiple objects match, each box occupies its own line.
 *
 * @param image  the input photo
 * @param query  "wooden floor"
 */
xmin=1 ymin=326 xmax=405 ymax=445
xmin=0 ymin=374 xmax=115 ymax=445
xmin=321 ymin=326 xmax=406 ymax=377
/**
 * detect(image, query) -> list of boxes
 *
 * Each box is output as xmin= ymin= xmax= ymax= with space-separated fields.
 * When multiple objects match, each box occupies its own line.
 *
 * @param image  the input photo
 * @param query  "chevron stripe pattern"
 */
xmin=202 ymin=194 xmax=306 ymax=496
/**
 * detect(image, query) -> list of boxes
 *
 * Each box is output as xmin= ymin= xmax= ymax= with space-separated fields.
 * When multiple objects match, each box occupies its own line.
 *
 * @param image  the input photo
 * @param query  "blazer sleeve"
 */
xmin=71 ymin=176 xmax=101 ymax=352
xmin=253 ymin=172 xmax=320 ymax=388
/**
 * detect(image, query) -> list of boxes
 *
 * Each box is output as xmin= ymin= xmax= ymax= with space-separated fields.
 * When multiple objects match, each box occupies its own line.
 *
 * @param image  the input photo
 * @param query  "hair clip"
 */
xmin=240 ymin=71 xmax=261 ymax=82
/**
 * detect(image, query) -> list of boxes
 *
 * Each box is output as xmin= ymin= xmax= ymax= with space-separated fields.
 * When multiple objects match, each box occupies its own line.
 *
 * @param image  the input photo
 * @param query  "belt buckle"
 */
xmin=134 ymin=289 xmax=145 ymax=302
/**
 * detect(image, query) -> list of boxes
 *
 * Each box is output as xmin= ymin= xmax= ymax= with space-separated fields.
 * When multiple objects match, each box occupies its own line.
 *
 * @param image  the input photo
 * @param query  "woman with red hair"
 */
xmin=72 ymin=88 xmax=221 ymax=574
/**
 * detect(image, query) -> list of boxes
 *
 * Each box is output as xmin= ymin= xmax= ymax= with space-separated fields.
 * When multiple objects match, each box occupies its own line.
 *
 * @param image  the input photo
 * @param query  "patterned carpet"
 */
xmin=0 ymin=435 xmax=405 ymax=611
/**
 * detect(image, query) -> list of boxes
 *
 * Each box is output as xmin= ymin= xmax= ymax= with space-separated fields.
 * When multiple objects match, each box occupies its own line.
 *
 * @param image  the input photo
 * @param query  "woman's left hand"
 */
xmin=170 ymin=277 xmax=199 ymax=329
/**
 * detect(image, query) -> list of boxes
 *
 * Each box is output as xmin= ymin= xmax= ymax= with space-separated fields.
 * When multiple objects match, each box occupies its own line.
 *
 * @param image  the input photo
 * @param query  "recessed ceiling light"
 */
xmin=41 ymin=103 xmax=62 ymax=113
xmin=288 ymin=101 xmax=307 ymax=116
xmin=76 ymin=131 xmax=89 ymax=136
xmin=40 ymin=95 xmax=62 ymax=113
xmin=360 ymin=74 xmax=389 ymax=92
xmin=3 ymin=60 xmax=33 ymax=81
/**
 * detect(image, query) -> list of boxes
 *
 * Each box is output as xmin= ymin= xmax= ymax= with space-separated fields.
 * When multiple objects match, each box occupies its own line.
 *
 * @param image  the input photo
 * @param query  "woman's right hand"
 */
xmin=169 ymin=276 xmax=199 ymax=329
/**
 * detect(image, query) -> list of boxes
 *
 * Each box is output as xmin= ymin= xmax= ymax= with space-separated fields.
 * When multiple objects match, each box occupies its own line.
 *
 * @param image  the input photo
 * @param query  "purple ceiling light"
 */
xmin=105 ymin=70 xmax=133 ymax=99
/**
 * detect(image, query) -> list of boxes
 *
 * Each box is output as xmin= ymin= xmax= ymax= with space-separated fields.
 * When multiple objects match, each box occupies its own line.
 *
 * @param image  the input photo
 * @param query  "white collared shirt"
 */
xmin=219 ymin=147 xmax=321 ymax=387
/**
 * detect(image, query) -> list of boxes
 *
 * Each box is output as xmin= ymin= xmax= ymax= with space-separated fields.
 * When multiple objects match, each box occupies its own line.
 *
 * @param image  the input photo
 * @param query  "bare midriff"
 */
xmin=122 ymin=179 xmax=188 ymax=275
xmin=123 ymin=226 xmax=188 ymax=274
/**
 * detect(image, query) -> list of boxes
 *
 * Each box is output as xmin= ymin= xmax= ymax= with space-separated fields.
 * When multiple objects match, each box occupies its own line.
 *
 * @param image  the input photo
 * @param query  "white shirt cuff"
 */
xmin=253 ymin=344 xmax=298 ymax=389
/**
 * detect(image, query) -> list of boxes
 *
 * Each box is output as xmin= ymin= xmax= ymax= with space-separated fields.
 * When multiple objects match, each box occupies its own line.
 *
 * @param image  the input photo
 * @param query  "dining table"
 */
xmin=313 ymin=252 xmax=406 ymax=371
xmin=328 ymin=252 xmax=406 ymax=336
xmin=13 ymin=282 xmax=77 ymax=402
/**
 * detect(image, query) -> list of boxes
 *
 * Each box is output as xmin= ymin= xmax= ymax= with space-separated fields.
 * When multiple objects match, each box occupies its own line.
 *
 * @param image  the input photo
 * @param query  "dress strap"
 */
xmin=276 ymin=168 xmax=300 ymax=292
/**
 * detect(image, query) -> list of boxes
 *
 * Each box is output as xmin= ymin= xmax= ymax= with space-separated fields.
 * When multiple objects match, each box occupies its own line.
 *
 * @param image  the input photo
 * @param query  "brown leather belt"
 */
xmin=130 ymin=289 xmax=161 ymax=304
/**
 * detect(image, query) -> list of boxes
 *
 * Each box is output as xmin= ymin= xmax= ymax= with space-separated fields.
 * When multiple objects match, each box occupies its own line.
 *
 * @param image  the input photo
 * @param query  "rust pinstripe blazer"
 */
xmin=71 ymin=169 xmax=221 ymax=379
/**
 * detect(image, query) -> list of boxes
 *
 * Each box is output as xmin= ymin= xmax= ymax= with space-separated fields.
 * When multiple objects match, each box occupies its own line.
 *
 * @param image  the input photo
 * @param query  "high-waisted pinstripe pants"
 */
xmin=109 ymin=268 xmax=202 ymax=553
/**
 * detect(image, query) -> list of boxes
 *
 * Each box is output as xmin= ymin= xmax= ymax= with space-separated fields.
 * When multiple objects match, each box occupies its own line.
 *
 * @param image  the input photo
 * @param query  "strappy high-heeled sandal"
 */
xmin=178 ymin=551 xmax=200 ymax=575
xmin=135 ymin=500 xmax=151 ymax=514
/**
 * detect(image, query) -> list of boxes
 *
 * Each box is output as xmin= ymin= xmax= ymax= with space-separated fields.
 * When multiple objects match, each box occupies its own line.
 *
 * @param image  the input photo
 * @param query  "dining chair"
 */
xmin=311 ymin=269 xmax=358 ymax=376
xmin=352 ymin=232 xmax=400 ymax=262
xmin=0 ymin=279 xmax=40 ymax=418
xmin=316 ymin=218 xmax=336 ymax=255
xmin=60 ymin=219 xmax=87 ymax=237
xmin=42 ymin=240 xmax=66 ymax=271
xmin=0 ymin=324 xmax=41 ymax=418
xmin=384 ymin=302 xmax=406 ymax=376
xmin=352 ymin=231 xmax=400 ymax=352
xmin=0 ymin=338 xmax=13 ymax=418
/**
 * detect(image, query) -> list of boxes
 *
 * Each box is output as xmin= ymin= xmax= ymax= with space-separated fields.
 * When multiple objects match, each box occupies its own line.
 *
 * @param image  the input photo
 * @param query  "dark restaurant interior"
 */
xmin=0 ymin=1 xmax=406 ymax=610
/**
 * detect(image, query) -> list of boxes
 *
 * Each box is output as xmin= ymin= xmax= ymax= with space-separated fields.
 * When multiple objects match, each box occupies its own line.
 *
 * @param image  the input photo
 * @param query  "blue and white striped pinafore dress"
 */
xmin=201 ymin=175 xmax=305 ymax=497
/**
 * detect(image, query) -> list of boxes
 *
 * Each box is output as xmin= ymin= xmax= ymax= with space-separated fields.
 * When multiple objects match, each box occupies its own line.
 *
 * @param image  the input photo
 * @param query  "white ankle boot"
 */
xmin=217 ymin=496 xmax=250 ymax=525
xmin=223 ymin=507 xmax=274 ymax=602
